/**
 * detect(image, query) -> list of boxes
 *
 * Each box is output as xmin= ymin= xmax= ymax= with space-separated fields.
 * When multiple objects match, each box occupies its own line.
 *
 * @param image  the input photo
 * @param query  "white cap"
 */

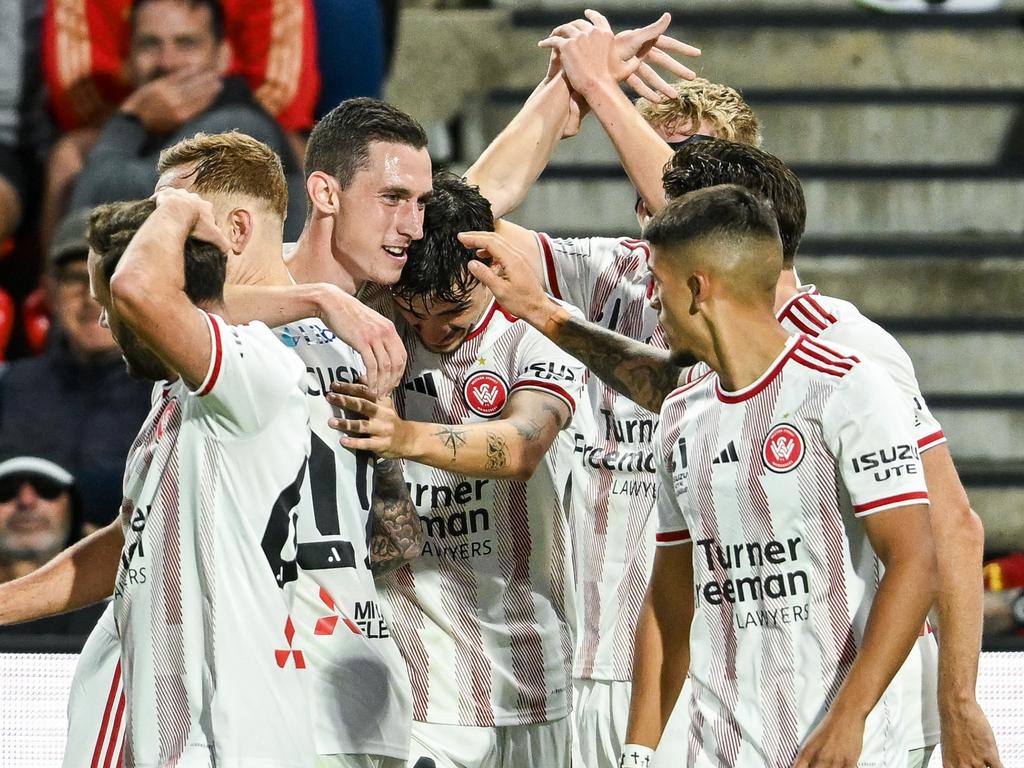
xmin=0 ymin=456 xmax=75 ymax=486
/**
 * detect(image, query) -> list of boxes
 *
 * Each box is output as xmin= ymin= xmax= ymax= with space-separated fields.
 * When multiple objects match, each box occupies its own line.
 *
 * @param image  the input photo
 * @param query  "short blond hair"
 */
xmin=634 ymin=78 xmax=761 ymax=147
xmin=158 ymin=131 xmax=288 ymax=219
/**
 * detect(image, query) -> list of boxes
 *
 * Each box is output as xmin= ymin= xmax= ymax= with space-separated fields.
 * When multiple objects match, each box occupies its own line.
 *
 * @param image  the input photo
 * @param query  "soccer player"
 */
xmin=327 ymin=172 xmax=585 ymax=768
xmin=463 ymin=19 xmax=753 ymax=768
xmin=474 ymin=185 xmax=940 ymax=766
xmin=106 ymin=192 xmax=317 ymax=765
xmin=470 ymin=138 xmax=998 ymax=767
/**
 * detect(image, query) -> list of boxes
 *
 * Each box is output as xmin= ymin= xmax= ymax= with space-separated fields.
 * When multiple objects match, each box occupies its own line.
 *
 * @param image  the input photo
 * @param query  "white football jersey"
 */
xmin=656 ymin=334 xmax=930 ymax=767
xmin=685 ymin=286 xmax=942 ymax=747
xmin=538 ymin=233 xmax=664 ymax=681
xmin=113 ymin=312 xmax=316 ymax=768
xmin=273 ymin=317 xmax=412 ymax=758
xmin=63 ymin=603 xmax=124 ymax=768
xmin=383 ymin=298 xmax=584 ymax=726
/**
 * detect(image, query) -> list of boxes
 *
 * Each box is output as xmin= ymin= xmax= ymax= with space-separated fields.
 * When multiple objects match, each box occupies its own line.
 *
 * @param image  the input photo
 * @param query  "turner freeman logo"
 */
xmin=463 ymin=370 xmax=509 ymax=417
xmin=762 ymin=423 xmax=805 ymax=473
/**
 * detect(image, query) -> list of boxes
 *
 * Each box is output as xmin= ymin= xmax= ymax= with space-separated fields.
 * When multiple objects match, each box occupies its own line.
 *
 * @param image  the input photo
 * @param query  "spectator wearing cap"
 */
xmin=0 ymin=456 xmax=80 ymax=583
xmin=0 ymin=209 xmax=152 ymax=532
xmin=0 ymin=455 xmax=104 ymax=640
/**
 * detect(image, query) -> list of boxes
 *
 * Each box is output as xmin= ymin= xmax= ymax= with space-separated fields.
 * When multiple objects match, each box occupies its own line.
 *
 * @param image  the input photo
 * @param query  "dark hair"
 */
xmin=305 ymin=98 xmax=428 ymax=190
xmin=130 ymin=0 xmax=225 ymax=42
xmin=87 ymin=199 xmax=227 ymax=306
xmin=643 ymin=184 xmax=780 ymax=252
xmin=393 ymin=171 xmax=494 ymax=304
xmin=662 ymin=139 xmax=805 ymax=265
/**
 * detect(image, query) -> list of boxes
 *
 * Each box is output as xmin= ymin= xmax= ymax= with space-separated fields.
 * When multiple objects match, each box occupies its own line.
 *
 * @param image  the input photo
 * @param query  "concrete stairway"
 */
xmin=391 ymin=4 xmax=1024 ymax=549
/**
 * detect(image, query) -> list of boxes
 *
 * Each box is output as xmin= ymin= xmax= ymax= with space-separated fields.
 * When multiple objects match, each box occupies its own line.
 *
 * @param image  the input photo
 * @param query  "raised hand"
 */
xmin=152 ymin=187 xmax=232 ymax=255
xmin=326 ymin=382 xmax=412 ymax=460
xmin=121 ymin=66 xmax=222 ymax=134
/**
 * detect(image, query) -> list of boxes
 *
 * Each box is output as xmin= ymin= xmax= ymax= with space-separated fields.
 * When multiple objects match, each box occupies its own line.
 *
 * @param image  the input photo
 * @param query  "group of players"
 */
xmin=0 ymin=9 xmax=1004 ymax=768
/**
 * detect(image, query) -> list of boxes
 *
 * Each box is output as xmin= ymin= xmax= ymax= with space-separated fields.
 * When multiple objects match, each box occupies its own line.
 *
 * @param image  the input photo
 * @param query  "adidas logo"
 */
xmin=404 ymin=372 xmax=438 ymax=397
xmin=711 ymin=440 xmax=740 ymax=465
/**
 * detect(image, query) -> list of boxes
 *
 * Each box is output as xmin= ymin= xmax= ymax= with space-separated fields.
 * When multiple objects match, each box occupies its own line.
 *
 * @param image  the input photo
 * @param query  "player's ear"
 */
xmin=226 ymin=208 xmax=253 ymax=254
xmin=307 ymin=171 xmax=339 ymax=217
xmin=687 ymin=272 xmax=707 ymax=314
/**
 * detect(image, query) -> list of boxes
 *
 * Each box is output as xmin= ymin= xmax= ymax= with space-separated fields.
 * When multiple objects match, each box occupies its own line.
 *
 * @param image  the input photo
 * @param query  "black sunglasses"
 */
xmin=636 ymin=133 xmax=716 ymax=214
xmin=0 ymin=475 xmax=68 ymax=502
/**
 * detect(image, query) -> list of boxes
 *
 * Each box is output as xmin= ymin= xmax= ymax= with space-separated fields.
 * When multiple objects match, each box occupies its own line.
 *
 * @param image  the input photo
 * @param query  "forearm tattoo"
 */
xmin=369 ymin=458 xmax=423 ymax=577
xmin=559 ymin=317 xmax=686 ymax=413
xmin=486 ymin=431 xmax=510 ymax=471
xmin=434 ymin=426 xmax=468 ymax=463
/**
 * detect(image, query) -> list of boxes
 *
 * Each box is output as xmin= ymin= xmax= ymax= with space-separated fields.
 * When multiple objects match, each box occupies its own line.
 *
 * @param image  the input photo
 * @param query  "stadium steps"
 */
xmin=422 ymin=4 xmax=1024 ymax=542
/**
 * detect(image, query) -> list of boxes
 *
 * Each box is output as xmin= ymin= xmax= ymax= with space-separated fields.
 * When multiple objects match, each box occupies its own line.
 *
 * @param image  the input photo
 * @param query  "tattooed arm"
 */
xmin=461 ymin=230 xmax=692 ymax=414
xmin=368 ymin=458 xmax=424 ymax=578
xmin=328 ymin=384 xmax=570 ymax=482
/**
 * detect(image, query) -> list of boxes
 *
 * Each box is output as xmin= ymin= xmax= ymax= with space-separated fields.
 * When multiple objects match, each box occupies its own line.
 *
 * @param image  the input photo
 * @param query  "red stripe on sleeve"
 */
xmin=656 ymin=529 xmax=691 ymax=544
xmin=90 ymin=661 xmax=122 ymax=768
xmin=538 ymin=233 xmax=563 ymax=300
xmin=853 ymin=491 xmax=929 ymax=515
xmin=510 ymin=379 xmax=576 ymax=413
xmin=197 ymin=312 xmax=224 ymax=396
xmin=917 ymin=431 xmax=945 ymax=451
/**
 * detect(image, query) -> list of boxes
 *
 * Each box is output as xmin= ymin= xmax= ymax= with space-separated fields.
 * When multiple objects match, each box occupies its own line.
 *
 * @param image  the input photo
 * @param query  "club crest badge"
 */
xmin=762 ymin=423 xmax=805 ymax=473
xmin=464 ymin=370 xmax=509 ymax=417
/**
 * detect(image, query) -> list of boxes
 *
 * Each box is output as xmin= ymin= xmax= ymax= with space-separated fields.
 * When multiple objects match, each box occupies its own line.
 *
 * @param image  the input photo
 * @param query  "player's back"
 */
xmin=274 ymin=317 xmax=413 ymax=759
xmin=113 ymin=314 xmax=315 ymax=768
xmin=656 ymin=334 xmax=928 ymax=767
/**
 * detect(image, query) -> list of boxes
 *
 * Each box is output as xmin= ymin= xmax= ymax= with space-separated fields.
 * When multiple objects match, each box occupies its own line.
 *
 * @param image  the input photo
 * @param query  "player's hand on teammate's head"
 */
xmin=326 ymin=382 xmax=410 ymax=461
xmin=152 ymin=187 xmax=233 ymax=255
xmin=316 ymin=286 xmax=407 ymax=397
xmin=538 ymin=10 xmax=700 ymax=102
xmin=459 ymin=231 xmax=555 ymax=327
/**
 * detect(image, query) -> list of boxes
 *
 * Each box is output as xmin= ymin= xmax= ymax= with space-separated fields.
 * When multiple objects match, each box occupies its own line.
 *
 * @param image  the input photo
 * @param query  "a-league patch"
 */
xmin=463 ymin=370 xmax=509 ymax=417
xmin=762 ymin=423 xmax=805 ymax=473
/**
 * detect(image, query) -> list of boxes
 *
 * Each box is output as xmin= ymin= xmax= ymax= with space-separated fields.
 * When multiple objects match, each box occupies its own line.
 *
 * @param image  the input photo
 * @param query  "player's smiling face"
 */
xmin=333 ymin=141 xmax=433 ymax=288
xmin=392 ymin=283 xmax=490 ymax=354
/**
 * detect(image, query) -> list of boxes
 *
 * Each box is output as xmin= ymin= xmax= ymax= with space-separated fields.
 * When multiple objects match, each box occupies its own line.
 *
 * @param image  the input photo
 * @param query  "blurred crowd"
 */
xmin=0 ymin=0 xmax=398 ymax=599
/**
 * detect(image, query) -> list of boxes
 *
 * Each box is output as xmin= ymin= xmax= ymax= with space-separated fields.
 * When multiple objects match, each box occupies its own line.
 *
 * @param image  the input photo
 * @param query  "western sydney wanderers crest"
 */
xmin=463 ymin=370 xmax=509 ymax=417
xmin=762 ymin=423 xmax=805 ymax=473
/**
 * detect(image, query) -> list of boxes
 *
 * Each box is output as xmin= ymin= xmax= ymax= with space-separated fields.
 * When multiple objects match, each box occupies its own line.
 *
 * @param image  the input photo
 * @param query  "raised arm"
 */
xmin=327 ymin=383 xmax=569 ymax=482
xmin=461 ymin=230 xmax=688 ymax=412
xmin=367 ymin=457 xmax=424 ymax=578
xmin=540 ymin=10 xmax=699 ymax=214
xmin=0 ymin=520 xmax=123 ymax=625
xmin=108 ymin=189 xmax=232 ymax=389
xmin=223 ymin=281 xmax=407 ymax=394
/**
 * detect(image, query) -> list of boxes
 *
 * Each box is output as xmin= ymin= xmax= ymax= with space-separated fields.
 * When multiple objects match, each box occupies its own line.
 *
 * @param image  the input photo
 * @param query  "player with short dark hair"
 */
xmin=328 ymin=172 xmax=584 ymax=768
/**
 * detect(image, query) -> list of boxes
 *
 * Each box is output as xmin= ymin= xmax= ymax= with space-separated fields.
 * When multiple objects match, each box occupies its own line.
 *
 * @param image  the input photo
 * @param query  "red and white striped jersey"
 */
xmin=383 ymin=298 xmax=584 ymax=727
xmin=113 ymin=312 xmax=316 ymax=768
xmin=656 ymin=334 xmax=930 ymax=767
xmin=274 ymin=317 xmax=412 ymax=759
xmin=683 ymin=286 xmax=942 ymax=747
xmin=63 ymin=603 xmax=124 ymax=768
xmin=537 ymin=233 xmax=664 ymax=681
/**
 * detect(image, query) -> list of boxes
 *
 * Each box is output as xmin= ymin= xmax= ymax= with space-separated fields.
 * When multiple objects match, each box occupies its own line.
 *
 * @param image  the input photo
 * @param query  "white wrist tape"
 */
xmin=620 ymin=744 xmax=655 ymax=768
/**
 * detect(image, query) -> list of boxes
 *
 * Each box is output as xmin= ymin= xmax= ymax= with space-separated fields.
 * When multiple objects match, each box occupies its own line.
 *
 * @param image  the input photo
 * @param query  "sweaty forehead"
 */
xmin=365 ymin=142 xmax=432 ymax=192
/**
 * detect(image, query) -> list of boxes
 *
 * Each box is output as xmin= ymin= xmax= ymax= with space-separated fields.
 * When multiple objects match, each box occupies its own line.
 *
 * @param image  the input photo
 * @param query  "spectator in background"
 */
xmin=0 ymin=455 xmax=104 ymax=637
xmin=44 ymin=0 xmax=307 ymax=242
xmin=0 ymin=0 xmax=27 ymax=243
xmin=0 ymin=209 xmax=152 ymax=532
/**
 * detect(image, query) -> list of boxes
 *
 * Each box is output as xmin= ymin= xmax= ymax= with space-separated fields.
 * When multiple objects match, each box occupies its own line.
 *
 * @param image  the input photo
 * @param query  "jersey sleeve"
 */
xmin=654 ymin=422 xmax=691 ymax=546
xmin=819 ymin=318 xmax=945 ymax=452
xmin=509 ymin=320 xmax=586 ymax=425
xmin=535 ymin=234 xmax=649 ymax=321
xmin=190 ymin=313 xmax=306 ymax=438
xmin=823 ymin=360 xmax=930 ymax=517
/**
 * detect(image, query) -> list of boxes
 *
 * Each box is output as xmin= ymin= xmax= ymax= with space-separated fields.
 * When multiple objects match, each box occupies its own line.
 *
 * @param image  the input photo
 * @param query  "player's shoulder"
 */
xmin=540 ymin=232 xmax=650 ymax=263
xmin=664 ymin=366 xmax=716 ymax=409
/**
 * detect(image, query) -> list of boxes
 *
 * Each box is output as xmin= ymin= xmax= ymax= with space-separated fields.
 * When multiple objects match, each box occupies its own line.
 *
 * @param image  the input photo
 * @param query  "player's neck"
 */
xmin=773 ymin=267 xmax=801 ymax=313
xmin=287 ymin=220 xmax=360 ymax=296
xmin=705 ymin=310 xmax=793 ymax=394
xmin=225 ymin=236 xmax=291 ymax=288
